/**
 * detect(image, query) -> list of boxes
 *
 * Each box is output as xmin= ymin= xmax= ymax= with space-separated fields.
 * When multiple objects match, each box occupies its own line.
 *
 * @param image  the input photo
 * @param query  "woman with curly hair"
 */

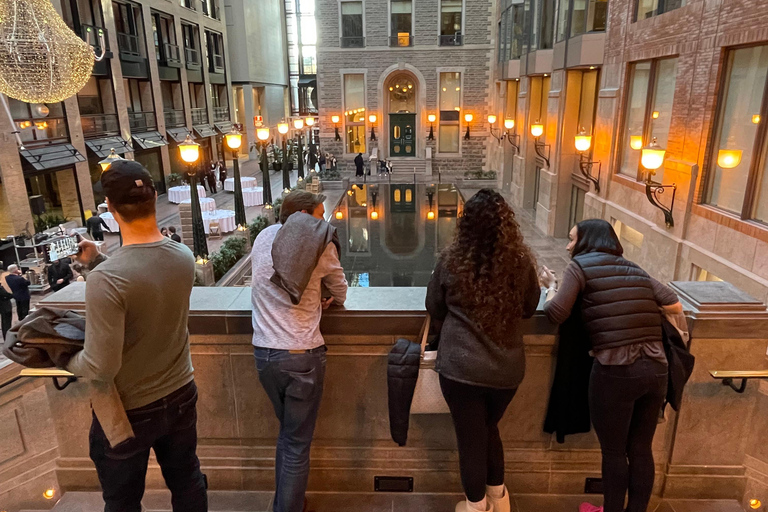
xmin=426 ymin=189 xmax=541 ymax=512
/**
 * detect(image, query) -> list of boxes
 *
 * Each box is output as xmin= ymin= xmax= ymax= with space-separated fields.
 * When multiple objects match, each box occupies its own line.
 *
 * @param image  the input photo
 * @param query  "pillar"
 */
xmin=242 ymin=83 xmax=257 ymax=161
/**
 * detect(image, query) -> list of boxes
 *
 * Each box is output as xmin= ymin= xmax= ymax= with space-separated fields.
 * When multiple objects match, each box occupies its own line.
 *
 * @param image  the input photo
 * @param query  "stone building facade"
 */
xmin=315 ymin=0 xmax=495 ymax=177
xmin=491 ymin=0 xmax=768 ymax=304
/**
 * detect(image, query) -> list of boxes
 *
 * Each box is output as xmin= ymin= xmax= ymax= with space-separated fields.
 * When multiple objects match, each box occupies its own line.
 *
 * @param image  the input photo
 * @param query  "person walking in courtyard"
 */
xmin=168 ymin=226 xmax=182 ymax=243
xmin=354 ymin=152 xmax=364 ymax=177
xmin=65 ymin=160 xmax=207 ymax=511
xmin=47 ymin=257 xmax=74 ymax=292
xmin=426 ymin=189 xmax=541 ymax=512
xmin=0 ymin=277 xmax=12 ymax=340
xmin=541 ymin=219 xmax=681 ymax=512
xmin=250 ymin=190 xmax=347 ymax=512
xmin=207 ymin=162 xmax=218 ymax=193
xmin=6 ymin=265 xmax=30 ymax=322
xmin=86 ymin=212 xmax=111 ymax=241
xmin=219 ymin=161 xmax=228 ymax=191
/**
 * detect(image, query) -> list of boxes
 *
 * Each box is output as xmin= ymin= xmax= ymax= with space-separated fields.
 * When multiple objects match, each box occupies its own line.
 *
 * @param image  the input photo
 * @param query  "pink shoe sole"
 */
xmin=578 ymin=503 xmax=603 ymax=512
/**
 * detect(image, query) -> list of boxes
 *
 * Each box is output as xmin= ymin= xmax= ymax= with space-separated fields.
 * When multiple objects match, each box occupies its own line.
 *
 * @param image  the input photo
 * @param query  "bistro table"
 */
xmin=224 ymin=176 xmax=256 ymax=192
xmin=168 ymin=185 xmax=206 ymax=204
xmin=97 ymin=203 xmax=108 ymax=214
xmin=100 ymin=212 xmax=120 ymax=233
xmin=242 ymin=187 xmax=264 ymax=207
xmin=202 ymin=210 xmax=237 ymax=234
xmin=179 ymin=197 xmax=216 ymax=213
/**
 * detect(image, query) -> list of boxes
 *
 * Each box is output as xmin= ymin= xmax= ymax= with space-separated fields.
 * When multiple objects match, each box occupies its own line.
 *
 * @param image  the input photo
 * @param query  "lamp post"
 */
xmin=306 ymin=117 xmax=317 ymax=173
xmin=293 ymin=117 xmax=305 ymax=180
xmin=278 ymin=120 xmax=290 ymax=189
xmin=224 ymin=126 xmax=247 ymax=228
xmin=178 ymin=134 xmax=208 ymax=259
xmin=257 ymin=126 xmax=273 ymax=205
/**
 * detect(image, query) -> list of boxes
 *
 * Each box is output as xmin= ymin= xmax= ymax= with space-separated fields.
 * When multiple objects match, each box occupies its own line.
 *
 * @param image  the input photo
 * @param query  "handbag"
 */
xmin=661 ymin=316 xmax=695 ymax=411
xmin=410 ymin=314 xmax=451 ymax=415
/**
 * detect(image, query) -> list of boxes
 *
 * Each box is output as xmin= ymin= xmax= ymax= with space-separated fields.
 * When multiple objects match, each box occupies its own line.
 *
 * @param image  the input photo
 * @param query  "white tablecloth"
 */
xmin=202 ymin=210 xmax=237 ymax=234
xmin=224 ymin=177 xmax=257 ymax=192
xmin=100 ymin=212 xmax=120 ymax=233
xmin=179 ymin=197 xmax=216 ymax=212
xmin=168 ymin=185 xmax=206 ymax=204
xmin=97 ymin=203 xmax=108 ymax=214
xmin=242 ymin=187 xmax=264 ymax=207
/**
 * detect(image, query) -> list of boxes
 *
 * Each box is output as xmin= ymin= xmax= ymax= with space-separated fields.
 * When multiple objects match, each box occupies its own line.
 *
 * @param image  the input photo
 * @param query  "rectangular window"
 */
xmin=618 ymin=57 xmax=678 ymax=180
xmin=440 ymin=0 xmax=463 ymax=45
xmin=636 ymin=0 xmax=686 ymax=21
xmin=9 ymin=98 xmax=68 ymax=143
xmin=540 ymin=0 xmax=555 ymax=49
xmin=577 ymin=69 xmax=599 ymax=135
xmin=341 ymin=1 xmax=364 ymax=48
xmin=439 ymin=72 xmax=461 ymax=153
xmin=391 ymin=0 xmax=412 ymax=46
xmin=556 ymin=0 xmax=568 ymax=42
xmin=569 ymin=185 xmax=586 ymax=226
xmin=344 ymin=74 xmax=366 ymax=154
xmin=571 ymin=0 xmax=607 ymax=37
xmin=506 ymin=80 xmax=518 ymax=129
xmin=706 ymin=45 xmax=768 ymax=223
xmin=529 ymin=75 xmax=551 ymax=142
xmin=691 ymin=265 xmax=723 ymax=282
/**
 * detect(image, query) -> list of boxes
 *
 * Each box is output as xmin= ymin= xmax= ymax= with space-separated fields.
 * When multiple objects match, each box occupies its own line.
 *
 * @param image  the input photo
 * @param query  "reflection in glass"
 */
xmin=620 ymin=62 xmax=651 ymax=176
xmin=647 ymin=58 xmax=678 ymax=182
xmin=344 ymin=74 xmax=366 ymax=153
xmin=636 ymin=0 xmax=685 ymax=21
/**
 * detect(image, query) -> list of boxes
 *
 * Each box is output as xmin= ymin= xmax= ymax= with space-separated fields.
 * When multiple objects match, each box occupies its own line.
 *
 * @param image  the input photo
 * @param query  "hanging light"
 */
xmin=370 ymin=210 xmax=379 ymax=220
xmin=574 ymin=129 xmax=592 ymax=153
xmin=224 ymin=126 xmax=242 ymax=150
xmin=293 ymin=118 xmax=304 ymax=130
xmin=630 ymin=135 xmax=643 ymax=150
xmin=504 ymin=119 xmax=515 ymax=130
xmin=305 ymin=117 xmax=315 ymax=126
xmin=530 ymin=121 xmax=544 ymax=138
xmin=716 ymin=149 xmax=742 ymax=169
xmin=98 ymin=148 xmax=125 ymax=172
xmin=640 ymin=137 xmax=665 ymax=171
xmin=277 ymin=121 xmax=289 ymax=135
xmin=0 ymin=0 xmax=95 ymax=104
xmin=427 ymin=211 xmax=435 ymax=220
xmin=179 ymin=134 xmax=200 ymax=164
xmin=257 ymin=126 xmax=270 ymax=141
xmin=487 ymin=114 xmax=497 ymax=125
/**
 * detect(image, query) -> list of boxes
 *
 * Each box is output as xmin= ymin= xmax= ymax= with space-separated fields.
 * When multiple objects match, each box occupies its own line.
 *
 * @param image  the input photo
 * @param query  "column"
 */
xmin=242 ymin=83 xmax=257 ymax=161
xmin=0 ymin=141 xmax=34 ymax=235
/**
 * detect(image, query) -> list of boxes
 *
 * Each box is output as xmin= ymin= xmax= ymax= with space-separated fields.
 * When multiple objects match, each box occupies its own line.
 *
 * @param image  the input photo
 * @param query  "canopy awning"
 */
xmin=85 ymin=136 xmax=133 ymax=158
xmin=167 ymin=127 xmax=194 ymax=143
xmin=214 ymin=121 xmax=233 ymax=134
xmin=193 ymin=124 xmax=217 ymax=138
xmin=131 ymin=131 xmax=168 ymax=150
xmin=19 ymin=144 xmax=86 ymax=173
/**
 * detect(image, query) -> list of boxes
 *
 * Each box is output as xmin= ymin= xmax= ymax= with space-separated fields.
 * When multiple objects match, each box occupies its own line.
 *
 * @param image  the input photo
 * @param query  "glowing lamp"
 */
xmin=256 ymin=127 xmax=270 ymax=141
xmin=753 ymin=115 xmax=761 ymax=124
xmin=335 ymin=211 xmax=343 ymax=220
xmin=428 ymin=114 xmax=437 ymax=123
xmin=487 ymin=114 xmax=497 ymax=124
xmin=43 ymin=489 xmax=56 ymax=500
xmin=427 ymin=211 xmax=435 ymax=220
xmin=504 ymin=119 xmax=515 ymax=130
xmin=278 ymin=122 xmax=289 ymax=135
xmin=98 ymin=148 xmax=124 ymax=172
xmin=293 ymin=118 xmax=304 ymax=130
xmin=464 ymin=113 xmax=474 ymax=123
xmin=749 ymin=499 xmax=762 ymax=509
xmin=716 ymin=149 xmax=742 ymax=169
xmin=331 ymin=115 xmax=340 ymax=124
xmin=178 ymin=135 xmax=200 ymax=164
xmin=369 ymin=114 xmax=377 ymax=124
xmin=630 ymin=135 xmax=643 ymax=150
xmin=530 ymin=122 xmax=544 ymax=138
xmin=652 ymin=111 xmax=660 ymax=119
xmin=574 ymin=132 xmax=592 ymax=153
xmin=347 ymin=189 xmax=354 ymax=196
xmin=224 ymin=127 xmax=242 ymax=150
xmin=640 ymin=137 xmax=665 ymax=171
xmin=370 ymin=211 xmax=379 ymax=220
xmin=305 ymin=117 xmax=315 ymax=126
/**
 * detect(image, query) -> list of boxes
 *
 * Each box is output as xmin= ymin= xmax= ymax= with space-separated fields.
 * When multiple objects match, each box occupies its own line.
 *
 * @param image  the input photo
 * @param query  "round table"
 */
xmin=224 ymin=177 xmax=256 ymax=192
xmin=202 ymin=210 xmax=237 ymax=234
xmin=242 ymin=187 xmax=264 ymax=207
xmin=97 ymin=203 xmax=108 ymax=214
xmin=168 ymin=185 xmax=207 ymax=204
xmin=100 ymin=212 xmax=120 ymax=233
xmin=179 ymin=197 xmax=216 ymax=212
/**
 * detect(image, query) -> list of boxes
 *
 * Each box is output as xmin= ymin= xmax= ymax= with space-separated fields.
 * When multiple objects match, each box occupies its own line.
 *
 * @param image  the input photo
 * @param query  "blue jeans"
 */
xmin=253 ymin=345 xmax=327 ymax=512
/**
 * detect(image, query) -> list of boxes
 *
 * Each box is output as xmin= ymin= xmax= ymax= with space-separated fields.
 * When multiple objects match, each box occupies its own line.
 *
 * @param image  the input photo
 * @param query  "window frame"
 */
xmin=438 ymin=0 xmax=465 ymax=46
xmin=634 ymin=0 xmax=687 ymax=23
xmin=339 ymin=0 xmax=365 ymax=48
xmin=388 ymin=0 xmax=414 ymax=46
xmin=436 ymin=69 xmax=464 ymax=156
xmin=703 ymin=44 xmax=768 ymax=224
xmin=341 ymin=71 xmax=368 ymax=156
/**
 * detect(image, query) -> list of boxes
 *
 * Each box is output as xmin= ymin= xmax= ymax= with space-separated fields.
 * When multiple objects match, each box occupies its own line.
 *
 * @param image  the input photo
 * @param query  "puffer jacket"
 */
xmin=387 ymin=337 xmax=422 ymax=446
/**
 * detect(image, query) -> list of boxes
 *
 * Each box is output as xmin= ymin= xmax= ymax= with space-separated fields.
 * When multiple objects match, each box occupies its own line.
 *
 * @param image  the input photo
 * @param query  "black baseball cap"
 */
xmin=101 ymin=160 xmax=156 ymax=205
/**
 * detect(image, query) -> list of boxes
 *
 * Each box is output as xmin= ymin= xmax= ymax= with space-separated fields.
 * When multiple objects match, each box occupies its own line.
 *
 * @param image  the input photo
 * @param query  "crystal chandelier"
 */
xmin=0 ymin=0 xmax=95 ymax=104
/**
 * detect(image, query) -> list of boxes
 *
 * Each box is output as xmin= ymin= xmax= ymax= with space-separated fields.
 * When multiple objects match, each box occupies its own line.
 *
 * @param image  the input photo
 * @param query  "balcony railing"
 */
xmin=191 ymin=108 xmax=209 ymax=125
xmin=210 ymin=53 xmax=224 ymax=73
xmin=128 ymin=111 xmax=157 ymax=131
xmin=15 ymin=117 xmax=68 ymax=144
xmin=80 ymin=113 xmax=120 ymax=137
xmin=164 ymin=109 xmax=185 ymax=128
xmin=439 ymin=34 xmax=463 ymax=46
xmin=185 ymin=47 xmax=201 ymax=69
xmin=163 ymin=43 xmax=181 ymax=65
xmin=80 ymin=24 xmax=110 ymax=53
xmin=213 ymin=106 xmax=230 ymax=123
xmin=389 ymin=34 xmax=413 ymax=47
xmin=340 ymin=36 xmax=365 ymax=48
xmin=117 ymin=32 xmax=141 ymax=57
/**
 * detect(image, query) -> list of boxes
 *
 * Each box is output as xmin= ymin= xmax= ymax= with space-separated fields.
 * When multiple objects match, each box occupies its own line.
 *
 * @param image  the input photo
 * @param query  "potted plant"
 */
xmin=272 ymin=145 xmax=283 ymax=172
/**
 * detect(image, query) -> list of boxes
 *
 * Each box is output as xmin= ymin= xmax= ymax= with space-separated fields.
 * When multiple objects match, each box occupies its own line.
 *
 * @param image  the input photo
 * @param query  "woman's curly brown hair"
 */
xmin=442 ymin=189 xmax=536 ymax=344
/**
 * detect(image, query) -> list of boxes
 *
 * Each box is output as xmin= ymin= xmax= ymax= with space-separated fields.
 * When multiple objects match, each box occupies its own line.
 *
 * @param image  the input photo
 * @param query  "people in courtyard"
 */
xmin=219 ymin=161 xmax=228 ymax=190
xmin=161 ymin=227 xmax=169 ymax=237
xmin=250 ymin=190 xmax=347 ymax=512
xmin=426 ymin=189 xmax=541 ymax=512
xmin=47 ymin=257 xmax=74 ymax=292
xmin=354 ymin=152 xmax=364 ymax=177
xmin=65 ymin=160 xmax=207 ymax=511
xmin=168 ymin=226 xmax=182 ymax=243
xmin=0 ymin=276 xmax=12 ymax=340
xmin=207 ymin=162 xmax=218 ymax=193
xmin=86 ymin=212 xmax=111 ymax=241
xmin=5 ymin=265 xmax=30 ymax=322
xmin=541 ymin=219 xmax=681 ymax=512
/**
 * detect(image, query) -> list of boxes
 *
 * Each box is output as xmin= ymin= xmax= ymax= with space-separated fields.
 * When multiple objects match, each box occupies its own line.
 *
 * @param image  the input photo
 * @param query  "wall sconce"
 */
xmin=630 ymin=135 xmax=643 ymax=150
xmin=575 ymin=128 xmax=600 ymax=193
xmin=717 ymin=149 xmax=742 ymax=169
xmin=331 ymin=115 xmax=341 ymax=141
xmin=369 ymin=114 xmax=377 ymax=141
xmin=642 ymin=137 xmax=676 ymax=228
xmin=464 ymin=113 xmax=473 ymax=140
xmin=428 ymin=114 xmax=436 ymax=140
xmin=488 ymin=114 xmax=502 ymax=143
xmin=753 ymin=114 xmax=761 ymax=124
xmin=427 ymin=210 xmax=435 ymax=220
xmin=749 ymin=499 xmax=762 ymax=509
xmin=502 ymin=119 xmax=520 ymax=153
xmin=305 ymin=117 xmax=315 ymax=127
xmin=335 ymin=210 xmax=343 ymax=220
xmin=652 ymin=111 xmax=660 ymax=119
xmin=293 ymin=118 xmax=304 ymax=130
xmin=530 ymin=120 xmax=550 ymax=167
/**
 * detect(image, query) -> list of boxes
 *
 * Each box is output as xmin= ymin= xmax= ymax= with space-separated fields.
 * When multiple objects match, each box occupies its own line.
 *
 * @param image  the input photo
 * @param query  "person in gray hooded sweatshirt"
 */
xmin=250 ymin=190 xmax=347 ymax=512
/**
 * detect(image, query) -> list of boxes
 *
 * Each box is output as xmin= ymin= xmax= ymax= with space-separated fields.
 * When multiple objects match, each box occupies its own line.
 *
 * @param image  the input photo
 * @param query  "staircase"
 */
xmin=388 ymin=158 xmax=427 ymax=175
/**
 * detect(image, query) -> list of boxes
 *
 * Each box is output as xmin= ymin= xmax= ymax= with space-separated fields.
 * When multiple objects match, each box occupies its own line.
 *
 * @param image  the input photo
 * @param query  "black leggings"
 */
xmin=440 ymin=375 xmax=517 ymax=502
xmin=589 ymin=358 xmax=668 ymax=512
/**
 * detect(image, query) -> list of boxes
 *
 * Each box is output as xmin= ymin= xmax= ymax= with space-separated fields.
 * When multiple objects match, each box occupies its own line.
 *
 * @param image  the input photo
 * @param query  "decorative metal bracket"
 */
xmin=723 ymin=378 xmax=748 ymax=394
xmin=464 ymin=125 xmax=471 ymax=140
xmin=534 ymin=138 xmax=550 ymax=168
xmin=504 ymin=133 xmax=520 ymax=154
xmin=490 ymin=127 xmax=502 ymax=143
xmin=644 ymin=175 xmax=677 ymax=228
xmin=334 ymin=127 xmax=341 ymax=141
xmin=578 ymin=154 xmax=601 ymax=193
xmin=428 ymin=125 xmax=434 ymax=140
xmin=370 ymin=127 xmax=376 ymax=141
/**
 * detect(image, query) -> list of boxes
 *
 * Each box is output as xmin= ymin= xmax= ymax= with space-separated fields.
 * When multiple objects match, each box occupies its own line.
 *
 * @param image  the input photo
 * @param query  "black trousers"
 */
xmin=1 ymin=309 xmax=11 ymax=340
xmin=89 ymin=381 xmax=208 ymax=512
xmin=589 ymin=358 xmax=668 ymax=512
xmin=16 ymin=300 xmax=29 ymax=322
xmin=440 ymin=375 xmax=517 ymax=502
xmin=93 ymin=231 xmax=105 ymax=241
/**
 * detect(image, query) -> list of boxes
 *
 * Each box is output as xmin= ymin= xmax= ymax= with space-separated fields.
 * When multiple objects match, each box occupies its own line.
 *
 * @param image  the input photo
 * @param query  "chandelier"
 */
xmin=0 ymin=0 xmax=95 ymax=104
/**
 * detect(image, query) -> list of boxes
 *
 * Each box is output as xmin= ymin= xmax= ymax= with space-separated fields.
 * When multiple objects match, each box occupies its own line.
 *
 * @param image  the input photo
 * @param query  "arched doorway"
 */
xmin=385 ymin=72 xmax=417 ymax=158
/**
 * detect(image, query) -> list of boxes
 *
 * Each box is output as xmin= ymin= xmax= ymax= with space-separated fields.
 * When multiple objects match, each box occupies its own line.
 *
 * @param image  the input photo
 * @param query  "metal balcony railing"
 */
xmin=80 ymin=113 xmax=120 ymax=137
xmin=185 ymin=47 xmax=201 ymax=68
xmin=128 ymin=111 xmax=157 ymax=131
xmin=117 ymin=32 xmax=141 ymax=57
xmin=164 ymin=109 xmax=185 ymax=128
xmin=213 ymin=106 xmax=230 ymax=122
xmin=163 ymin=43 xmax=181 ymax=65
xmin=389 ymin=34 xmax=413 ymax=47
xmin=340 ymin=36 xmax=365 ymax=48
xmin=439 ymin=34 xmax=463 ymax=46
xmin=191 ymin=108 xmax=209 ymax=125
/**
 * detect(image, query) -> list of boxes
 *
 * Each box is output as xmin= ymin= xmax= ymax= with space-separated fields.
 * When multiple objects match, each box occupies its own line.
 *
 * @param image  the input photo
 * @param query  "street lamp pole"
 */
xmin=224 ymin=127 xmax=247 ymax=227
xmin=293 ymin=118 xmax=305 ymax=180
xmin=257 ymin=126 xmax=273 ymax=205
xmin=178 ymin=135 xmax=208 ymax=260
xmin=278 ymin=121 xmax=290 ymax=190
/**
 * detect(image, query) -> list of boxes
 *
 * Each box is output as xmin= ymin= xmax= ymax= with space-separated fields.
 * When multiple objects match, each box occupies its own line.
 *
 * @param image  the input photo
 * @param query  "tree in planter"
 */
xmin=34 ymin=213 xmax=68 ymax=233
xmin=271 ymin=145 xmax=283 ymax=172
xmin=249 ymin=215 xmax=271 ymax=242
xmin=166 ymin=173 xmax=184 ymax=188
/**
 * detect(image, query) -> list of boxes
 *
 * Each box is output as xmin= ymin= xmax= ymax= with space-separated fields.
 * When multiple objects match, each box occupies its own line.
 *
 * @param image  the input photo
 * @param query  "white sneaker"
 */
xmin=455 ymin=499 xmax=494 ymax=512
xmin=486 ymin=485 xmax=510 ymax=512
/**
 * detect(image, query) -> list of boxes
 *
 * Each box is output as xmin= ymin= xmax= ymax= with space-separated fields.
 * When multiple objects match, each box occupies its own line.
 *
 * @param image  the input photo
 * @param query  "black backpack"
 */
xmin=661 ymin=318 xmax=695 ymax=411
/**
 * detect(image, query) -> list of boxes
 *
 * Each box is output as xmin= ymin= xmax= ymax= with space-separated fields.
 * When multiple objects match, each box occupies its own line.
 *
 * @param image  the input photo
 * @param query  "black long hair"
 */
xmin=571 ymin=219 xmax=623 ymax=258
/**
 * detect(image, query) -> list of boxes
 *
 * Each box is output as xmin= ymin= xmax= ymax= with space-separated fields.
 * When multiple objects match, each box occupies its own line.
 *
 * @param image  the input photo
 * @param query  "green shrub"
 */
xmin=249 ymin=215 xmax=270 ymax=241
xmin=463 ymin=170 xmax=497 ymax=180
xmin=210 ymin=236 xmax=248 ymax=281
xmin=272 ymin=196 xmax=284 ymax=223
xmin=166 ymin=173 xmax=184 ymax=187
xmin=34 ymin=213 xmax=68 ymax=233
xmin=318 ymin=167 xmax=341 ymax=180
